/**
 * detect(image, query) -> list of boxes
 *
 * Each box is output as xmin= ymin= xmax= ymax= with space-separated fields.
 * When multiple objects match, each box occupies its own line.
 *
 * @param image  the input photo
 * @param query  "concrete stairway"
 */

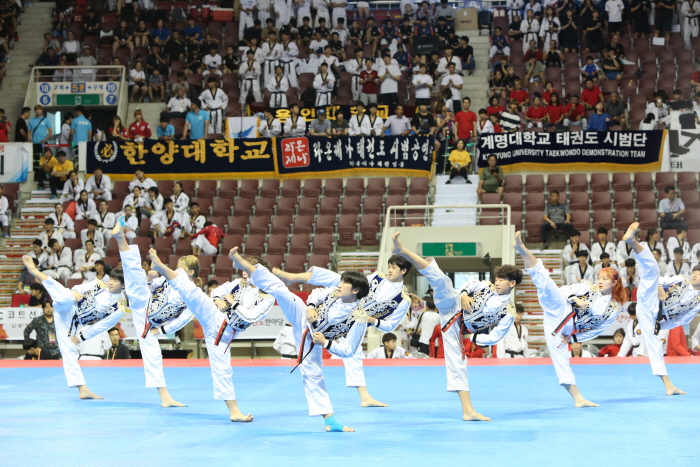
xmin=454 ymin=32 xmax=490 ymax=114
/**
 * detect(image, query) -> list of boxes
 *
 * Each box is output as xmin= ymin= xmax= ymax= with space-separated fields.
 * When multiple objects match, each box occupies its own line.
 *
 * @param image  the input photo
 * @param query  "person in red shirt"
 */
xmin=598 ymin=328 xmax=625 ymax=357
xmin=108 ymin=115 xmax=129 ymax=141
xmin=486 ymin=95 xmax=506 ymax=116
xmin=523 ymin=39 xmax=543 ymax=63
xmin=454 ymin=97 xmax=477 ymax=141
xmin=358 ymin=58 xmax=379 ymax=105
xmin=488 ymin=114 xmax=502 ymax=133
xmin=128 ymin=109 xmax=152 ymax=142
xmin=563 ymin=94 xmax=587 ymax=129
xmin=580 ymin=78 xmax=604 ymax=110
xmin=0 ymin=108 xmax=12 ymax=142
xmin=666 ymin=326 xmax=699 ymax=357
xmin=526 ymin=95 xmax=547 ymax=128
xmin=541 ymin=81 xmax=558 ymax=104
xmin=545 ymin=93 xmax=564 ymax=129
xmin=509 ymin=79 xmax=529 ymax=111
xmin=463 ymin=334 xmax=486 ymax=358
xmin=191 ymin=221 xmax=225 ymax=256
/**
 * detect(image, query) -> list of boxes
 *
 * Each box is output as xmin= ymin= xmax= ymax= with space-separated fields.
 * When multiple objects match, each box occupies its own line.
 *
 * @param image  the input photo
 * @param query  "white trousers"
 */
xmin=264 ymin=59 xmax=278 ymax=84
xmin=121 ymin=245 xmax=167 ymax=388
xmin=43 ymin=277 xmax=85 ymax=388
xmin=250 ymin=266 xmax=333 ymax=416
xmin=46 ymin=267 xmax=72 ymax=284
xmin=351 ymin=75 xmax=361 ymax=102
xmin=275 ymin=6 xmax=291 ymax=30
xmin=61 ymin=231 xmax=77 ymax=239
xmin=280 ymin=60 xmax=298 ymax=88
xmin=489 ymin=45 xmax=511 ymax=58
xmin=240 ymin=79 xmax=263 ymax=104
xmin=297 ymin=7 xmax=311 ymax=23
xmin=208 ymin=108 xmax=224 ymax=135
xmin=89 ymin=192 xmax=113 ymax=201
xmin=683 ymin=18 xmax=699 ymax=48
xmin=257 ymin=9 xmax=271 ymax=26
xmin=192 ymin=235 xmax=218 ymax=255
xmin=314 ymin=7 xmax=330 ymax=28
xmin=541 ymin=32 xmax=558 ymax=52
xmin=270 ymin=91 xmax=288 ymax=108
xmin=239 ymin=11 xmax=255 ymax=41
xmin=528 ymin=261 xmax=576 ymax=386
xmin=332 ymin=8 xmax=346 ymax=28
xmin=341 ymin=345 xmax=366 ymax=387
xmin=170 ymin=272 xmax=237 ymax=400
xmin=635 ymin=246 xmax=668 ymax=376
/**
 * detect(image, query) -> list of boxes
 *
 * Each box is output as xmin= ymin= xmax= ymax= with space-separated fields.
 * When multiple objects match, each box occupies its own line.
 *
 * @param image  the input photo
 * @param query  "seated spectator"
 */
xmin=594 ymin=252 xmax=619 ymax=274
xmin=128 ymin=169 xmax=156 ymax=194
xmin=128 ymin=109 xmax=152 ymax=142
xmin=586 ymin=102 xmax=612 ymax=130
xmin=48 ymin=202 xmax=76 ymax=239
xmin=38 ymin=217 xmax=64 ymax=252
xmin=151 ymin=19 xmax=171 ymax=47
xmin=508 ymin=13 xmax=523 ymax=42
xmin=414 ymin=17 xmax=433 ymax=41
xmin=79 ymin=219 xmax=105 ymax=257
xmin=129 ymin=61 xmax=148 ymax=103
xmin=562 ymin=230 xmax=590 ymax=265
xmin=604 ymin=92 xmax=627 ymax=129
xmin=108 ymin=116 xmax=129 ymax=142
xmin=191 ymin=221 xmax=225 ymax=256
xmin=366 ymin=332 xmax=411 ymax=359
xmin=52 ymin=11 xmax=70 ymax=39
xmin=581 ymin=78 xmax=604 ymax=110
xmin=489 ymin=114 xmax=502 ymax=132
xmin=667 ymin=326 xmax=698 ymax=356
xmin=591 ymin=227 xmax=618 ymax=264
xmin=283 ymin=103 xmax=307 ymax=137
xmin=157 ymin=118 xmax=175 ymax=141
xmin=601 ymin=49 xmax=623 ymax=83
xmin=180 ymin=202 xmax=207 ymax=238
xmin=652 ymin=248 xmax=668 ymax=276
xmin=583 ymin=10 xmax=605 ymax=53
xmin=541 ymin=189 xmax=572 ymax=249
xmin=489 ymin=27 xmax=511 ymax=59
xmin=476 ymin=108 xmax=494 ymax=135
xmin=620 ymin=258 xmax=640 ymax=294
xmin=52 ymin=59 xmax=73 ymax=82
xmin=27 ymin=282 xmax=48 ymax=307
xmin=563 ymin=95 xmax=587 ymax=129
xmin=658 ymin=186 xmax=687 ymax=230
xmin=170 ymin=71 xmax=189 ymax=98
xmin=151 ymin=198 xmax=185 ymax=242
xmin=639 ymin=112 xmax=657 ymax=130
xmin=23 ymin=338 xmax=60 ymax=360
xmin=509 ymin=79 xmax=529 ymax=110
xmin=503 ymin=66 xmax=520 ymax=93
xmin=106 ymin=328 xmax=131 ymax=359
xmin=544 ymin=40 xmax=563 ymax=68
xmin=148 ymin=68 xmax=165 ymax=103
xmin=669 ymin=88 xmax=693 ymax=111
xmin=330 ymin=110 xmax=350 ymax=136
xmin=171 ymin=182 xmax=190 ymax=214
xmin=526 ymin=96 xmax=547 ymax=127
xmin=580 ymin=56 xmax=601 ymax=80
xmin=477 ymin=155 xmax=505 ymax=202
xmin=398 ymin=17 xmax=413 ymax=44
xmin=495 ymin=303 xmax=529 ymax=358
xmin=75 ymin=239 xmax=102 ymax=281
xmin=308 ymin=108 xmax=331 ymax=136
xmin=446 ymin=139 xmax=471 ymax=184
xmin=123 ymin=185 xmax=147 ymax=213
xmin=523 ymin=39 xmax=543 ymax=62
xmin=570 ymin=342 xmax=593 ymax=358
xmin=492 ymin=55 xmax=510 ymax=80
xmin=141 ymin=187 xmax=164 ymax=219
xmin=60 ymin=171 xmax=83 ymax=203
xmin=666 ymin=247 xmax=691 ymax=279
xmin=45 ymin=238 xmax=73 ymax=283
xmin=487 ymin=96 xmax=505 ymax=116
xmin=559 ymin=9 xmax=578 ymax=53
xmin=545 ymin=93 xmax=564 ymax=129
xmin=565 ymin=250 xmax=594 ymax=285
xmin=48 ymin=151 xmax=72 ymax=200
xmin=500 ymin=99 xmax=522 ymax=132
xmin=598 ymin=328 xmax=625 ymax=357
xmin=112 ymin=20 xmax=135 ymax=55
xmin=454 ymin=35 xmax=475 ymax=76
xmin=90 ymin=200 xmax=117 ymax=243
xmin=488 ymin=70 xmax=505 ymax=98
xmin=382 ymin=104 xmax=412 ymax=136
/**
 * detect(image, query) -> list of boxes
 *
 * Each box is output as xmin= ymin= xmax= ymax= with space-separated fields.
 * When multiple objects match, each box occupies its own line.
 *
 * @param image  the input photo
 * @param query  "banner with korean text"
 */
xmin=85 ymin=135 xmax=434 ymax=180
xmin=476 ymin=130 xmax=665 ymax=173
xmin=668 ymin=130 xmax=700 ymax=172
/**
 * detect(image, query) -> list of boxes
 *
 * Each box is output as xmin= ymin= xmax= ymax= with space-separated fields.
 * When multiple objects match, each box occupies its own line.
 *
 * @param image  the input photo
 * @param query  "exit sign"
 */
xmin=56 ymin=94 xmax=101 ymax=106
xmin=421 ymin=242 xmax=480 ymax=257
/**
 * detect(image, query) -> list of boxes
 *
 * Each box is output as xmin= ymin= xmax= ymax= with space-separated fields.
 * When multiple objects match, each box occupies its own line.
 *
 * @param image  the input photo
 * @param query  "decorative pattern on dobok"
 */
xmin=458 ymin=282 xmax=516 ymax=332
xmin=310 ymin=289 xmax=368 ymax=340
xmin=568 ymin=282 xmax=620 ymax=331
xmin=223 ymin=280 xmax=272 ymax=332
xmin=147 ymin=281 xmax=187 ymax=327
xmin=661 ymin=277 xmax=700 ymax=320
xmin=72 ymin=281 xmax=125 ymax=335
xmin=361 ymin=273 xmax=409 ymax=320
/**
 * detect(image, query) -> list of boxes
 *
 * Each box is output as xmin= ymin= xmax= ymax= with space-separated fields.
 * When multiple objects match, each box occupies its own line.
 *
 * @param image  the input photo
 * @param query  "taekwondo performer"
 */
xmin=273 ymin=252 xmax=413 ymax=407
xmin=346 ymin=48 xmax=365 ymax=102
xmin=198 ymin=77 xmax=228 ymax=135
xmin=266 ymin=65 xmax=290 ymax=108
xmin=239 ymin=49 xmax=263 ymax=105
xmin=514 ymin=230 xmax=627 ymax=407
xmin=21 ymin=254 xmax=126 ymax=400
xmin=147 ymin=248 xmax=275 ymax=422
xmin=279 ymin=31 xmax=299 ymax=88
xmin=391 ymin=232 xmax=523 ymax=421
xmin=681 ymin=0 xmax=700 ymax=49
xmin=620 ymin=222 xmax=698 ymax=395
xmin=111 ymin=220 xmax=186 ymax=407
xmin=262 ymin=32 xmax=283 ymax=83
xmin=314 ymin=62 xmax=335 ymax=107
xmin=231 ymin=246 xmax=369 ymax=432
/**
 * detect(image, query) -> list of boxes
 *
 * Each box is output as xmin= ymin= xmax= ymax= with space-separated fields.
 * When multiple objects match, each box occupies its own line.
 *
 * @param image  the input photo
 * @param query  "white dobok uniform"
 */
xmin=496 ymin=323 xmax=529 ymax=358
xmin=618 ymin=318 xmax=668 ymax=357
xmin=48 ymin=212 xmax=76 ymax=239
xmin=283 ymin=115 xmax=307 ymax=136
xmin=239 ymin=60 xmax=263 ymax=104
xmin=267 ymin=75 xmax=290 ymax=108
xmin=75 ymin=198 xmax=97 ymax=220
xmin=366 ymin=345 xmax=411 ymax=359
xmin=279 ymin=40 xmax=299 ymax=88
xmin=681 ymin=1 xmax=700 ymax=48
xmin=314 ymin=72 xmax=335 ymax=106
xmin=590 ymin=241 xmax=618 ymax=264
xmin=47 ymin=246 xmax=73 ymax=283
xmin=61 ymin=179 xmax=84 ymax=203
xmin=346 ymin=57 xmax=365 ymax=102
xmin=198 ymin=87 xmax=228 ymax=135
xmin=84 ymin=174 xmax=113 ymax=201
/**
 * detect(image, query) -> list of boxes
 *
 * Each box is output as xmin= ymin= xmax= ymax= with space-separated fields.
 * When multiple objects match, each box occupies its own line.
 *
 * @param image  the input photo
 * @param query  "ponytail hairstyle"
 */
xmin=247 ymin=256 xmax=273 ymax=272
xmin=177 ymin=255 xmax=202 ymax=288
xmin=645 ymin=228 xmax=658 ymax=243
xmin=599 ymin=267 xmax=627 ymax=305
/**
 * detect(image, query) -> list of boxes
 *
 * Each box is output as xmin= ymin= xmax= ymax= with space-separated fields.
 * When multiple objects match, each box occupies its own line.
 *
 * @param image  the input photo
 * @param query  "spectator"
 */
xmin=49 ymin=201 xmax=76 ymax=240
xmin=77 ymin=218 xmax=105 ymax=257
xmin=446 ymin=139 xmax=471 ymax=184
xmin=28 ymin=47 xmax=60 ymax=76
xmin=23 ymin=338 xmax=60 ymax=360
xmin=106 ymin=328 xmax=131 ymax=359
xmin=313 ymin=62 xmax=335 ymax=106
xmin=605 ymin=93 xmax=627 ymax=129
xmin=169 ymin=71 xmax=189 ymax=98
xmin=508 ymin=13 xmax=523 ymax=41
xmin=70 ymin=105 xmax=92 ymax=147
xmin=631 ymin=0 xmax=651 ymax=39
xmin=35 ymin=147 xmax=56 ymax=190
xmin=128 ymin=109 xmax=152 ymax=142
xmin=52 ymin=59 xmax=73 ymax=82
xmin=541 ymin=190 xmax=572 ymax=249
xmin=49 ymin=151 xmax=73 ymax=200
xmin=601 ymin=49 xmax=623 ymax=83
xmin=454 ymin=36 xmax=475 ymax=76
xmin=544 ymin=93 xmax=564 ymax=129
xmin=90 ymin=200 xmax=117 ymax=242
xmin=559 ymin=9 xmax=578 ymax=52
xmin=659 ymin=187 xmax=687 ymax=230
xmin=367 ymin=332 xmax=410 ymax=359
xmin=544 ymin=40 xmax=563 ymax=68
xmin=441 ymin=63 xmax=464 ymax=112
xmin=523 ymin=39 xmax=543 ymax=63
xmin=605 ymin=0 xmax=625 ymax=33
xmin=503 ymin=66 xmax=521 ymax=93
xmin=570 ymin=342 xmax=593 ymax=358
xmin=75 ymin=239 xmax=102 ymax=281
xmin=492 ymin=55 xmax=510 ymax=79
xmin=379 ymin=55 xmax=401 ymax=106
xmin=184 ymin=100 xmax=210 ymax=140
xmin=411 ymin=103 xmax=437 ymax=138
xmin=17 ymin=246 xmax=44 ymax=292
xmin=45 ymin=238 xmax=73 ymax=283
xmin=656 ymin=0 xmax=676 ymax=42
xmin=566 ymin=250 xmax=594 ymax=285
xmin=509 ymin=79 xmax=529 ymax=110
xmin=358 ymin=58 xmax=379 ymax=106
xmin=141 ymin=187 xmax=164 ymax=219
xmin=27 ymin=282 xmax=49 ymax=307
xmin=489 ymin=26 xmax=511 ymax=59
xmin=258 ymin=107 xmax=282 ymax=138
xmin=476 ymin=108 xmax=494 ymax=135
xmin=283 ymin=103 xmax=307 ymax=136
xmin=562 ymin=229 xmax=590 ymax=265
xmin=454 ymin=97 xmax=478 ymax=143
xmin=665 ymin=247 xmax=690 ymax=278
xmin=669 ymin=88 xmax=693 ymax=111
xmin=488 ymin=69 xmax=505 ymax=98
xmin=666 ymin=326 xmax=697 ymax=356
xmin=151 ymin=198 xmax=185 ymax=242
xmin=148 ymin=68 xmax=165 ymax=103
xmin=382 ymin=104 xmax=412 ymax=136
xmin=416 ymin=297 xmax=440 ymax=355
xmin=591 ymin=227 xmax=618 ymax=264
xmin=84 ymin=167 xmax=113 ymax=202
xmin=242 ymin=19 xmax=264 ymax=47
xmin=180 ymin=202 xmax=207 ymax=238
xmin=151 ymin=19 xmax=171 ymax=47
xmin=598 ymin=328 xmax=625 ymax=357
xmin=645 ymin=228 xmax=668 ymax=262
xmin=639 ymin=112 xmax=657 ymax=130
xmin=586 ymin=102 xmax=612 ymax=131
xmin=52 ymin=11 xmax=69 ymax=39
xmin=330 ymin=110 xmax=350 ymax=136
xmin=487 ymin=96 xmax=506 ymax=116
xmin=525 ymin=55 xmax=545 ymax=83
xmin=620 ymin=258 xmax=640 ymax=293
xmin=489 ymin=114 xmax=502 ymax=133
xmin=563 ymin=95 xmax=587 ymax=129
xmin=581 ymin=79 xmax=604 ymax=110
xmin=267 ymin=65 xmax=289 ymax=109
xmin=61 ymin=30 xmax=81 ymax=63
xmin=579 ymin=56 xmax=601 ymax=81
xmin=15 ymin=107 xmax=30 ymax=143
xmin=191 ymin=221 xmax=225 ymax=256
xmin=184 ymin=15 xmax=203 ymax=41
xmin=477 ymin=155 xmax=505 ymax=202
xmin=437 ymin=45 xmax=462 ymax=77
xmin=583 ymin=10 xmax=605 ymax=53
xmin=157 ymin=118 xmax=175 ymax=141
xmin=163 ymin=30 xmax=185 ymax=64
xmin=42 ymin=32 xmax=61 ymax=54
xmin=170 ymin=182 xmax=190 ymax=215
xmin=120 ymin=205 xmax=139 ymax=243
xmin=123 ymin=186 xmax=146 ymax=214
xmin=521 ymin=9 xmax=540 ymax=45
xmin=28 ymin=105 xmax=53 ymax=152
xmin=109 ymin=116 xmax=129 ymax=141
xmin=538 ymin=7 xmax=560 ymax=53
xmin=500 ymin=99 xmax=522 ymax=132
xmin=412 ymin=63 xmax=433 ymax=107
xmin=308 ymin=108 xmax=332 ymax=136
xmin=129 ymin=61 xmax=148 ymax=103
xmin=94 ymin=260 xmax=111 ymax=283
xmin=525 ymin=96 xmax=547 ymax=128
xmin=414 ymin=16 xmax=433 ymax=40
xmin=112 ymin=20 xmax=135 ymax=56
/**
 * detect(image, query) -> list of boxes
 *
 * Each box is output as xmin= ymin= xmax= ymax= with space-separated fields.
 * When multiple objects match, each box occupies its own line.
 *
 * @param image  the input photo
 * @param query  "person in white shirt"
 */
xmin=332 ymin=19 xmax=349 ymax=46
xmin=593 ymin=252 xmax=619 ymax=275
xmin=199 ymin=77 xmax=228 ymax=135
xmin=61 ymin=31 xmax=80 ymax=61
xmin=348 ymin=101 xmax=370 ymax=136
xmin=279 ymin=31 xmax=299 ymax=88
xmin=239 ymin=0 xmax=257 ymax=41
xmin=75 ymin=239 xmax=102 ymax=282
xmin=61 ymin=171 xmax=84 ymax=203
xmin=141 ymin=187 xmax=164 ymax=219
xmin=437 ymin=46 xmax=463 ymax=77
xmin=48 ymin=203 xmax=76 ymax=240
xmin=259 ymin=107 xmax=282 ymax=137
xmin=0 ymin=187 xmax=9 ymax=238
xmin=605 ymin=0 xmax=625 ymax=33
xmin=90 ymin=200 xmax=117 ymax=244
xmin=77 ymin=219 xmax=105 ymax=258
xmin=565 ymin=250 xmax=595 ymax=285
xmin=238 ymin=50 xmax=263 ymax=105
xmin=38 ymin=218 xmax=65 ymax=252
xmin=313 ymin=0 xmax=331 ymax=28
xmin=346 ymin=48 xmax=366 ymax=102
xmin=309 ymin=32 xmax=328 ymax=58
xmin=570 ymin=342 xmax=593 ymax=358
xmin=274 ymin=0 xmax=293 ymax=29
xmin=538 ymin=7 xmax=560 ymax=52
xmin=643 ymin=228 xmax=667 ymax=262
xmin=318 ymin=46 xmax=340 ymax=74
xmin=620 ymin=258 xmax=640 ymax=291
xmin=179 ymin=202 xmax=207 ymax=238
xmin=128 ymin=169 xmax=157 ymax=192
xmin=683 ymin=0 xmax=700 ymax=50
xmin=273 ymin=323 xmax=297 ymax=359
xmin=267 ymin=65 xmax=290 ymax=108
xmin=366 ymin=103 xmax=384 ymax=136
xmin=476 ymin=109 xmax=495 ymax=134
xmin=617 ymin=303 xmax=668 ymax=357
xmin=283 ymin=103 xmax=307 ymax=136
xmin=314 ymin=62 xmax=335 ymax=106
xmin=666 ymin=228 xmax=691 ymax=263
xmin=666 ymin=247 xmax=691 ymax=280
xmin=653 ymin=249 xmax=668 ymax=276
xmin=120 ymin=205 xmax=139 ymax=243
xmin=151 ymin=198 xmax=185 ymax=242
xmin=496 ymin=304 xmax=529 ymax=358
xmin=617 ymin=236 xmax=635 ymax=265
xmin=561 ymin=230 xmax=589 ymax=265
xmin=330 ymin=0 xmax=347 ymax=27
xmin=202 ymin=46 xmax=223 ymax=80
xmin=520 ymin=9 xmax=540 ymax=46
xmin=366 ymin=332 xmax=411 ymax=359
xmin=412 ymin=63 xmax=434 ymax=107
xmin=84 ymin=167 xmax=112 ymax=202
xmin=165 ymin=88 xmax=191 ymax=119
xmin=59 ymin=114 xmax=74 ymax=160
xmin=590 ymin=227 xmax=618 ymax=264
xmin=416 ymin=298 xmax=441 ymax=355
xmin=382 ymin=104 xmax=413 ymax=136
xmin=123 ymin=186 xmax=147 ymax=213
xmin=379 ymin=55 xmax=401 ymax=106
xmin=46 ymin=239 xmax=73 ymax=283
xmin=75 ymin=190 xmax=97 ymax=220
xmin=170 ymin=182 xmax=190 ymax=215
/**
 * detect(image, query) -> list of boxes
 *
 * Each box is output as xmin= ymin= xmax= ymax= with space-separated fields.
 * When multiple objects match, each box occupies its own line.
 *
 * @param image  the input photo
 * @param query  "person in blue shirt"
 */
xmin=151 ymin=19 xmax=171 ymax=47
xmin=70 ymin=105 xmax=93 ymax=145
xmin=184 ymin=100 xmax=210 ymax=140
xmin=393 ymin=42 xmax=409 ymax=68
xmin=184 ymin=16 xmax=202 ymax=41
xmin=157 ymin=118 xmax=175 ymax=141
xmin=586 ymin=102 xmax=612 ymax=131
xmin=28 ymin=105 xmax=53 ymax=147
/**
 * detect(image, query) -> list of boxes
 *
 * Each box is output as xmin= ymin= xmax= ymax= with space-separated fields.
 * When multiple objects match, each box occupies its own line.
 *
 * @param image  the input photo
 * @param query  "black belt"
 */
xmin=80 ymin=354 xmax=104 ymax=358
xmin=654 ymin=300 xmax=665 ymax=335
xmin=505 ymin=349 xmax=524 ymax=357
xmin=282 ymin=354 xmax=297 ymax=359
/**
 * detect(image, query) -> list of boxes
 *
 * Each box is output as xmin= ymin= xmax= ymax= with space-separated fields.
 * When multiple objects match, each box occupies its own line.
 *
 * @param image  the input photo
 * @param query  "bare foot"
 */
xmin=161 ymin=398 xmax=186 ymax=408
xmin=463 ymin=411 xmax=491 ymax=421
xmin=230 ymin=413 xmax=254 ymax=422
xmin=325 ymin=425 xmax=355 ymax=432
xmin=622 ymin=222 xmax=639 ymax=245
xmin=360 ymin=398 xmax=388 ymax=408
xmin=666 ymin=386 xmax=687 ymax=396
xmin=111 ymin=218 xmax=125 ymax=238
xmin=273 ymin=267 xmax=298 ymax=286
xmin=574 ymin=399 xmax=600 ymax=408
xmin=513 ymin=230 xmax=524 ymax=249
xmin=391 ymin=231 xmax=404 ymax=255
xmin=79 ymin=386 xmax=104 ymax=400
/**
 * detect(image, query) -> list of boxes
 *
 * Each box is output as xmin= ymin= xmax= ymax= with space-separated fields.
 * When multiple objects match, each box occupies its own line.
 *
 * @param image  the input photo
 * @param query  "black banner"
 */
xmin=476 ymin=130 xmax=665 ymax=172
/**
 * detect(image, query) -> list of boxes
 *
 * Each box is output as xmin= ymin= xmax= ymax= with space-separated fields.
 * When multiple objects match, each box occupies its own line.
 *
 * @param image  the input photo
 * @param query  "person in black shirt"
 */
xmin=655 ymin=0 xmax=675 ymax=42
xmin=222 ymin=46 xmax=240 ymax=74
xmin=164 ymin=30 xmax=186 ymax=63
xmin=669 ymin=89 xmax=692 ymax=111
xmin=411 ymin=103 xmax=437 ymax=135
xmin=455 ymin=36 xmax=475 ymax=75
xmin=364 ymin=17 xmax=382 ymax=56
xmin=106 ymin=328 xmax=131 ymax=360
xmin=84 ymin=10 xmax=101 ymax=36
xmin=298 ymin=17 xmax=315 ymax=46
xmin=328 ymin=32 xmax=346 ymax=61
xmin=601 ymin=48 xmax=622 ymax=82
xmin=427 ymin=51 xmax=441 ymax=82
xmin=15 ymin=107 xmax=29 ymax=142
xmin=489 ymin=70 xmax=505 ymax=97
xmin=558 ymin=9 xmax=578 ymax=53
xmin=630 ymin=0 xmax=651 ymax=38
xmin=348 ymin=19 xmax=364 ymax=46
xmin=399 ymin=18 xmax=413 ymax=44
xmin=29 ymin=47 xmax=60 ymax=76
xmin=583 ymin=10 xmax=604 ymax=53
xmin=243 ymin=19 xmax=263 ymax=46
xmin=315 ymin=18 xmax=330 ymax=40
xmin=508 ymin=14 xmax=523 ymax=41
xmin=146 ymin=44 xmax=168 ymax=76
xmin=436 ymin=16 xmax=455 ymax=41
xmin=23 ymin=339 xmax=60 ymax=360
xmin=503 ymin=66 xmax=521 ymax=93
xmin=28 ymin=283 xmax=48 ymax=307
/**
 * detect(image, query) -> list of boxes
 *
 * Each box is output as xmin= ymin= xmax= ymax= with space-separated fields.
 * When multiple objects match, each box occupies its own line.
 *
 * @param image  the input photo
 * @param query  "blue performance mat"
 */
xmin=0 ymin=363 xmax=698 ymax=467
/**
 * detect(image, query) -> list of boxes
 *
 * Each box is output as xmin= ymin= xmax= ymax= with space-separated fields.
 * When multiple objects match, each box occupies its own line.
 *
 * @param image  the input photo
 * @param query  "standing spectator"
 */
xmin=308 ymin=108 xmax=332 ymax=136
xmin=631 ymin=0 xmax=651 ymax=39
xmin=258 ymin=108 xmax=282 ymax=138
xmin=489 ymin=27 xmax=511 ymax=58
xmin=313 ymin=62 xmax=335 ymax=107
xmin=541 ymin=190 xmax=572 ymax=249
xmin=477 ymin=155 xmax=505 ymax=202
xmin=658 ymin=186 xmax=687 ymax=230
xmin=15 ymin=107 xmax=30 ymax=143
xmin=605 ymin=0 xmax=625 ymax=33
xmin=655 ymin=0 xmax=676 ymax=42
xmin=267 ymin=65 xmax=289 ymax=109
xmin=191 ymin=221 xmax=225 ymax=256
xmin=183 ymin=100 xmax=210 ymax=140
xmin=49 ymin=151 xmax=73 ymax=200
xmin=416 ymin=297 xmax=440 ymax=355
xmin=454 ymin=97 xmax=477 ymax=142
xmin=70 ymin=106 xmax=92 ymax=146
xmin=539 ymin=7 xmax=560 ymax=52
xmin=85 ymin=167 xmax=113 ymax=202
xmin=412 ymin=64 xmax=434 ymax=108
xmin=563 ymin=95 xmax=587 ymax=129
xmin=378 ymin=54 xmax=401 ymax=105
xmin=359 ymin=58 xmax=379 ymax=106
xmin=583 ymin=10 xmax=605 ymax=53
xmin=586 ymin=102 xmax=612 ymax=131
xmin=128 ymin=109 xmax=152 ymax=142
xmin=446 ymin=139 xmax=471 ymax=184
xmin=199 ymin=77 xmax=228 ymax=135
xmin=441 ymin=63 xmax=464 ymax=112
xmin=0 ymin=183 xmax=8 ymax=237
xmin=157 ymin=118 xmax=175 ymax=141
xmin=283 ymin=103 xmax=307 ymax=136
xmin=106 ymin=328 xmax=131 ymax=359
xmin=559 ymin=9 xmax=579 ymax=52
xmin=681 ymin=1 xmax=699 ymax=49
xmin=520 ymin=9 xmax=540 ymax=45
xmin=28 ymin=105 xmax=53 ymax=153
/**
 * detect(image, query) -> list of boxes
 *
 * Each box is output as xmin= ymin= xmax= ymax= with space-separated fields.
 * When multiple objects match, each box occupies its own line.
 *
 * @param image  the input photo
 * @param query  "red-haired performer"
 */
xmin=621 ymin=222 xmax=699 ymax=395
xmin=514 ymin=230 xmax=627 ymax=407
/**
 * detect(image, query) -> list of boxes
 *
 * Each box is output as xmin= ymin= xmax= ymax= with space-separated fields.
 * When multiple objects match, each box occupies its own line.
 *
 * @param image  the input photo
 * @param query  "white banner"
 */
xmin=226 ymin=116 xmax=259 ymax=139
xmin=0 ymin=143 xmax=32 ymax=183
xmin=668 ymin=130 xmax=700 ymax=172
